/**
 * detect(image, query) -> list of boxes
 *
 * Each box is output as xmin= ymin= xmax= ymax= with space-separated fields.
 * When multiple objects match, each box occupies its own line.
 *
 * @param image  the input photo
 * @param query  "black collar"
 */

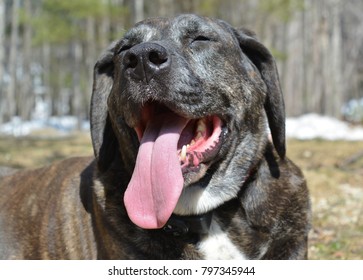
xmin=162 ymin=211 xmax=213 ymax=238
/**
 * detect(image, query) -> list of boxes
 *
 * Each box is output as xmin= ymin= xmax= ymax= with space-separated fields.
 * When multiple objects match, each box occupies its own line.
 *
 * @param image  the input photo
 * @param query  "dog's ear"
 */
xmin=233 ymin=28 xmax=286 ymax=159
xmin=90 ymin=42 xmax=118 ymax=171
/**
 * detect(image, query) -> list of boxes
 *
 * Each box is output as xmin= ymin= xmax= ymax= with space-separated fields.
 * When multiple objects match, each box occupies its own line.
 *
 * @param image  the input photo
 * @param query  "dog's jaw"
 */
xmin=123 ymin=101 xmax=227 ymax=229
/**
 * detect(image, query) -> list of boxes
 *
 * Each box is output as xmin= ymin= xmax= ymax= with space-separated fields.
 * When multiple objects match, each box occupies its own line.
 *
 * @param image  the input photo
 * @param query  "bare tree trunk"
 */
xmin=86 ymin=16 xmax=96 ymax=120
xmin=0 ymin=0 xmax=5 ymax=123
xmin=300 ymin=5 xmax=308 ymax=115
xmin=72 ymin=38 xmax=83 ymax=130
xmin=52 ymin=46 xmax=66 ymax=117
xmin=330 ymin=0 xmax=343 ymax=117
xmin=304 ymin=0 xmax=315 ymax=114
xmin=99 ymin=1 xmax=111 ymax=50
xmin=41 ymin=43 xmax=51 ymax=118
xmin=310 ymin=0 xmax=325 ymax=115
xmin=5 ymin=0 xmax=20 ymax=122
xmin=284 ymin=12 xmax=304 ymax=116
xmin=20 ymin=0 xmax=34 ymax=121
xmin=132 ymin=0 xmax=144 ymax=23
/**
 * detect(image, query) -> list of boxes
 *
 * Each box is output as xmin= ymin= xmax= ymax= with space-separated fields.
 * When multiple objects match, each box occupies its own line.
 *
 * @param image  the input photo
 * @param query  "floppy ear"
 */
xmin=90 ymin=42 xmax=118 ymax=171
xmin=233 ymin=28 xmax=286 ymax=159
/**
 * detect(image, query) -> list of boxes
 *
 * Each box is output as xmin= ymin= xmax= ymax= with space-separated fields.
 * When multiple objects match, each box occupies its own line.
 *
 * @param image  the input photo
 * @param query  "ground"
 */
xmin=0 ymin=132 xmax=362 ymax=260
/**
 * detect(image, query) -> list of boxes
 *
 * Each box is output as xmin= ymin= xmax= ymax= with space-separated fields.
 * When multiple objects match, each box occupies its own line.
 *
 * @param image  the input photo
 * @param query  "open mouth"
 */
xmin=123 ymin=102 xmax=225 ymax=230
xmin=177 ymin=116 xmax=223 ymax=172
xmin=134 ymin=104 xmax=224 ymax=172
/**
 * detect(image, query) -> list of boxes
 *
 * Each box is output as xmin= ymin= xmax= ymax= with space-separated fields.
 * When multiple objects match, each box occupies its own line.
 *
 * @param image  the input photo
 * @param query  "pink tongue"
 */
xmin=124 ymin=114 xmax=189 ymax=229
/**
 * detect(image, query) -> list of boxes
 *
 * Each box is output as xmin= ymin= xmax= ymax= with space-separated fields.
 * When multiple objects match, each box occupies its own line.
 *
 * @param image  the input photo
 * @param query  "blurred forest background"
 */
xmin=0 ymin=0 xmax=363 ymax=127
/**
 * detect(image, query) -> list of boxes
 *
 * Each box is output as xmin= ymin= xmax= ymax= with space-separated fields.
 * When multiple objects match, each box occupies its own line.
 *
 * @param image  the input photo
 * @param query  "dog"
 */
xmin=0 ymin=14 xmax=310 ymax=259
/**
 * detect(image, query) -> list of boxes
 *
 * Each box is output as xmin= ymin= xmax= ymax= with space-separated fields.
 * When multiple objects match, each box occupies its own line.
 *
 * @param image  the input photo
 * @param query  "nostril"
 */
xmin=128 ymin=53 xmax=138 ymax=68
xmin=149 ymin=51 xmax=168 ymax=66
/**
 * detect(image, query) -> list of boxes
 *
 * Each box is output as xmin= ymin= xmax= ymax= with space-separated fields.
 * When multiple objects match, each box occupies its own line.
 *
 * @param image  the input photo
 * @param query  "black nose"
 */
xmin=123 ymin=43 xmax=170 ymax=82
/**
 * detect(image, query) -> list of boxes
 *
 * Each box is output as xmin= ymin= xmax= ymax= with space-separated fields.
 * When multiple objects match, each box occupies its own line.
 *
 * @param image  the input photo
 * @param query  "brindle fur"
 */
xmin=0 ymin=15 xmax=310 ymax=259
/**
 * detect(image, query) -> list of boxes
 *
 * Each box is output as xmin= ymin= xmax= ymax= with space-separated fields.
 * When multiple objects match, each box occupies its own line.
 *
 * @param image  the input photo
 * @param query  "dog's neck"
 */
xmin=159 ymin=164 xmax=258 ymax=242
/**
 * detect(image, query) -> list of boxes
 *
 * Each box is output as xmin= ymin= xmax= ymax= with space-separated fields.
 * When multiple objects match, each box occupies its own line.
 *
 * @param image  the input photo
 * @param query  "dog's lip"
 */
xmin=133 ymin=103 xmax=225 ymax=172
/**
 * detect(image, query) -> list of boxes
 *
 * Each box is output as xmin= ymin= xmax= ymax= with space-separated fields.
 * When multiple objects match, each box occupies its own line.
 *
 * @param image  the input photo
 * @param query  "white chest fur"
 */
xmin=197 ymin=219 xmax=248 ymax=260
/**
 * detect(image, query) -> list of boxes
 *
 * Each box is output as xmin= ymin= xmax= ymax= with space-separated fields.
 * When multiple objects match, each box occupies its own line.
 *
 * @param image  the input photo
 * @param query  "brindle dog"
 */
xmin=0 ymin=14 xmax=310 ymax=259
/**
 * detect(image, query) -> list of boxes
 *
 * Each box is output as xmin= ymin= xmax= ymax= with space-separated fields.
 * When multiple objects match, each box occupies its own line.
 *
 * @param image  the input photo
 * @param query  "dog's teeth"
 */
xmin=190 ymin=140 xmax=196 ymax=146
xmin=196 ymin=120 xmax=207 ymax=134
xmin=194 ymin=119 xmax=207 ymax=141
xmin=195 ymin=131 xmax=203 ymax=141
xmin=180 ymin=145 xmax=187 ymax=162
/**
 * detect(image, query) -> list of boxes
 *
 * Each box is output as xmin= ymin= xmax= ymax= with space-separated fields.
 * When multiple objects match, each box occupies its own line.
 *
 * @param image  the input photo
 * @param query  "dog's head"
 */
xmin=91 ymin=14 xmax=285 ymax=229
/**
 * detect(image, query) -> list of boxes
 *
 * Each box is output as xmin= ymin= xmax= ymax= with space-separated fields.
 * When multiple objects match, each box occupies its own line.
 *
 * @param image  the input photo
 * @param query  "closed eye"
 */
xmin=193 ymin=35 xmax=211 ymax=42
xmin=189 ymin=35 xmax=213 ymax=49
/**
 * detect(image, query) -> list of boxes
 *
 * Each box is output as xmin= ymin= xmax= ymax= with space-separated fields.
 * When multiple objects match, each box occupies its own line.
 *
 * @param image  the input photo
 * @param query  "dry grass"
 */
xmin=0 ymin=133 xmax=362 ymax=259
xmin=0 ymin=132 xmax=93 ymax=168
xmin=287 ymin=140 xmax=363 ymax=260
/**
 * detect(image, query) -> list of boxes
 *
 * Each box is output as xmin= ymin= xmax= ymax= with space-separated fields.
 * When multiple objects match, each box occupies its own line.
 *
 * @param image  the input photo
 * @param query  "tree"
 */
xmin=0 ymin=0 xmax=5 ymax=123
xmin=4 ymin=0 xmax=20 ymax=122
xmin=19 ymin=0 xmax=34 ymax=121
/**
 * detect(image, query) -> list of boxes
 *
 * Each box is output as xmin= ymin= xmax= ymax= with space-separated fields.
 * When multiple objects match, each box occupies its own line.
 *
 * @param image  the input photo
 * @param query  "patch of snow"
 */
xmin=286 ymin=113 xmax=363 ymax=141
xmin=0 ymin=116 xmax=89 ymax=137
